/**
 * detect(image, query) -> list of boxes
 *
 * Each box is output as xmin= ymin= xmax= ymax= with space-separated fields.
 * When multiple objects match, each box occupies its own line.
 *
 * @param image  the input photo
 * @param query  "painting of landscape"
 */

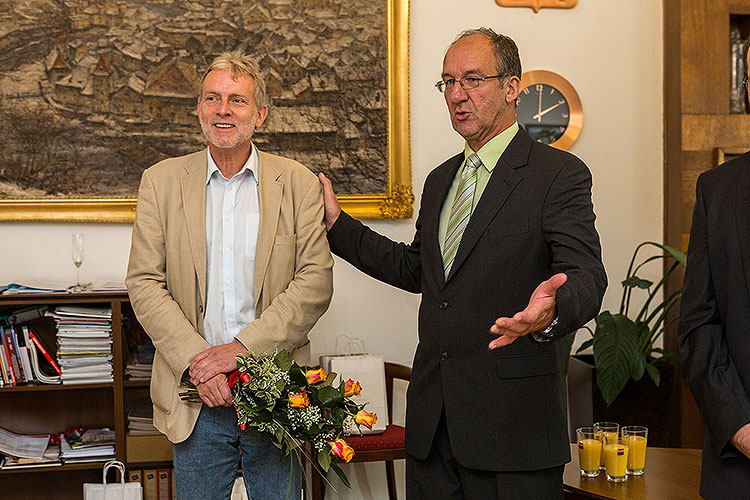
xmin=0 ymin=0 xmax=389 ymax=199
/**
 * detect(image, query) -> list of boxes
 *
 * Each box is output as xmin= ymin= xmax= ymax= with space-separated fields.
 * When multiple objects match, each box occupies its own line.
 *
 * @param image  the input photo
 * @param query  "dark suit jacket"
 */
xmin=678 ymin=153 xmax=750 ymax=500
xmin=328 ymin=127 xmax=606 ymax=471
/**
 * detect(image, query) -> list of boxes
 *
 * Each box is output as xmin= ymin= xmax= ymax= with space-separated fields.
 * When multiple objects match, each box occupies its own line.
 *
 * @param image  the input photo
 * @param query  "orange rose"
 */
xmin=329 ymin=438 xmax=354 ymax=463
xmin=288 ymin=390 xmax=310 ymax=409
xmin=354 ymin=410 xmax=377 ymax=430
xmin=344 ymin=379 xmax=362 ymax=397
xmin=305 ymin=367 xmax=327 ymax=385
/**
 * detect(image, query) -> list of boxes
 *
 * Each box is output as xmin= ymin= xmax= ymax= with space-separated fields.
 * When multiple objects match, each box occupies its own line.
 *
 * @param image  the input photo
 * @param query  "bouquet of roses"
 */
xmin=179 ymin=349 xmax=377 ymax=489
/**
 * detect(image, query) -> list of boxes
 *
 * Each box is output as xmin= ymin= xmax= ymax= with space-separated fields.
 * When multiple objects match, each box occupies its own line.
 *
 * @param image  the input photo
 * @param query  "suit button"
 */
xmin=441 ymin=352 xmax=449 ymax=361
xmin=440 ymin=302 xmax=449 ymax=310
xmin=199 ymin=305 xmax=204 ymax=314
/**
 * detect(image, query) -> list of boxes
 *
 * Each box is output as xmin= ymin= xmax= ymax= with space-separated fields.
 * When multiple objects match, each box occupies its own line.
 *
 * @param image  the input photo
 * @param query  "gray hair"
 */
xmin=199 ymin=51 xmax=269 ymax=108
xmin=451 ymin=28 xmax=522 ymax=80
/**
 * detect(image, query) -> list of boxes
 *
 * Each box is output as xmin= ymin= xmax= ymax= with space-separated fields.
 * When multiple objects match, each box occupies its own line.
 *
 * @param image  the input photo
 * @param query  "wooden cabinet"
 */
xmin=665 ymin=0 xmax=750 ymax=448
xmin=0 ymin=291 xmax=170 ymax=500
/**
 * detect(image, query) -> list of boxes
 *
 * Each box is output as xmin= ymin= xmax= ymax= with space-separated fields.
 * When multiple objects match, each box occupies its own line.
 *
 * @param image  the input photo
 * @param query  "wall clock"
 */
xmin=515 ymin=70 xmax=583 ymax=150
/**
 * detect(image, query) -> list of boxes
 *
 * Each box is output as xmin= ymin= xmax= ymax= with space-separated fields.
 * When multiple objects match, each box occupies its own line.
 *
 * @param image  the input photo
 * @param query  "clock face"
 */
xmin=516 ymin=83 xmax=570 ymax=145
xmin=515 ymin=70 xmax=583 ymax=150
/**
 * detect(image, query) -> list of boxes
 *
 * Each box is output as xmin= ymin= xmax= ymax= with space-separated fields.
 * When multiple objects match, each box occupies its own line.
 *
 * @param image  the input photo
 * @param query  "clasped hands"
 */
xmin=488 ymin=273 xmax=567 ymax=349
xmin=188 ymin=339 xmax=247 ymax=407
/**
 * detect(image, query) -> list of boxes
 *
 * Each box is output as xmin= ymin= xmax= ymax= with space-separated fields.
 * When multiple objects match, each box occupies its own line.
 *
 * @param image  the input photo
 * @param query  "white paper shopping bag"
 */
xmin=84 ymin=460 xmax=142 ymax=500
xmin=320 ymin=336 xmax=388 ymax=435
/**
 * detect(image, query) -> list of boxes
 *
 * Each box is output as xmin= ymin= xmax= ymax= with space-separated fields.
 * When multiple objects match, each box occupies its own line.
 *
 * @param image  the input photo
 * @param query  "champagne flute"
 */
xmin=72 ymin=233 xmax=85 ymax=291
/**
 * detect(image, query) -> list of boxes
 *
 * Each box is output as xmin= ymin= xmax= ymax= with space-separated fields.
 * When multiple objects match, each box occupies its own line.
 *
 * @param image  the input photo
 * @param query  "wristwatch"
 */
xmin=531 ymin=316 xmax=558 ymax=343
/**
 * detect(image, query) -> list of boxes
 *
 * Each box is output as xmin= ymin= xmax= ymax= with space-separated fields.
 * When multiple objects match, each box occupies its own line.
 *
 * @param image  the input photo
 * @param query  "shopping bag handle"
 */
xmin=335 ymin=335 xmax=366 ymax=356
xmin=102 ymin=460 xmax=126 ymax=485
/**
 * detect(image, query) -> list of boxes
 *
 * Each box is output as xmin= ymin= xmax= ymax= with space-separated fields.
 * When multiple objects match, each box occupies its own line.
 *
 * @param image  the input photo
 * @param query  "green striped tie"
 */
xmin=442 ymin=153 xmax=481 ymax=278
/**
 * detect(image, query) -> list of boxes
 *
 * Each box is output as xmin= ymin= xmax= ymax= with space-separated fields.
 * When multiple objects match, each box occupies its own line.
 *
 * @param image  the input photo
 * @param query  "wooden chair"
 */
xmin=311 ymin=361 xmax=411 ymax=500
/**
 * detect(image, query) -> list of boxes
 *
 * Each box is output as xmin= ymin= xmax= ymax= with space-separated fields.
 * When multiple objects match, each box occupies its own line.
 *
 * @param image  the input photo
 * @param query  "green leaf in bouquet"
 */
xmin=331 ymin=406 xmax=346 ymax=425
xmin=317 ymin=386 xmax=344 ymax=407
xmin=289 ymin=363 xmax=307 ymax=386
xmin=274 ymin=349 xmax=293 ymax=371
xmin=318 ymin=450 xmax=331 ymax=472
xmin=321 ymin=371 xmax=337 ymax=387
xmin=330 ymin=461 xmax=352 ymax=488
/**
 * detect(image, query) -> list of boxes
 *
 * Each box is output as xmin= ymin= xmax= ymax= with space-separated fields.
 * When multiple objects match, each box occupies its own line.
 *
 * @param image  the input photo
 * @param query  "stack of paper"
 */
xmin=60 ymin=428 xmax=115 ymax=464
xmin=127 ymin=403 xmax=160 ymax=435
xmin=48 ymin=306 xmax=113 ymax=384
xmin=125 ymin=341 xmax=154 ymax=381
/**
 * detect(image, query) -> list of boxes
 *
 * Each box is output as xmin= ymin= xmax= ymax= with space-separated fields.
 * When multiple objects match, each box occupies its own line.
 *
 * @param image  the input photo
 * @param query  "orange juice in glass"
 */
xmin=603 ymin=440 xmax=629 ymax=482
xmin=576 ymin=427 xmax=602 ymax=477
xmin=594 ymin=422 xmax=619 ymax=468
xmin=623 ymin=426 xmax=648 ymax=475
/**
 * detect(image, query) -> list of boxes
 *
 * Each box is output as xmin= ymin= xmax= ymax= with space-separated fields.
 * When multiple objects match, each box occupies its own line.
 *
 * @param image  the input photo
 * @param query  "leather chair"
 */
xmin=311 ymin=361 xmax=411 ymax=500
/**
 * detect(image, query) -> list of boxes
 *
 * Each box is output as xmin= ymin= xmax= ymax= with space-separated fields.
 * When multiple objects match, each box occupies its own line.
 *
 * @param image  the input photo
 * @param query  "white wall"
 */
xmin=0 ymin=2 xmax=663 ymax=498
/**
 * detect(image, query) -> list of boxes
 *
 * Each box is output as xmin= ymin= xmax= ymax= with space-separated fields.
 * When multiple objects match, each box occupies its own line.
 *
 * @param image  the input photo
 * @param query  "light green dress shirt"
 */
xmin=438 ymin=122 xmax=519 ymax=254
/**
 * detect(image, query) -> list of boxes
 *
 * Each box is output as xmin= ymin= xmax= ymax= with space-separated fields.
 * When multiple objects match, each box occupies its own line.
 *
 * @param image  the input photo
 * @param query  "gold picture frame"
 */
xmin=0 ymin=0 xmax=411 ymax=223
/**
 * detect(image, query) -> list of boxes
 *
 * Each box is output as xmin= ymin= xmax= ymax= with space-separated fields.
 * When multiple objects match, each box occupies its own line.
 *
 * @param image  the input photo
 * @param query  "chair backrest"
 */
xmin=383 ymin=362 xmax=411 ymax=423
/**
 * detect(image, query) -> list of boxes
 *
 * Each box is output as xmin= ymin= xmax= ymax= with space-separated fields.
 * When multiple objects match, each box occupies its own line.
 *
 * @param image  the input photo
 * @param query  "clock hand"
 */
xmin=532 ymin=101 xmax=564 ymax=121
xmin=537 ymin=87 xmax=542 ymax=123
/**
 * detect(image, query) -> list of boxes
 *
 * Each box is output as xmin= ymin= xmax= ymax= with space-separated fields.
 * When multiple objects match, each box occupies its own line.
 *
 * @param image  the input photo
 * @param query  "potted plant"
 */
xmin=568 ymin=241 xmax=686 ymax=445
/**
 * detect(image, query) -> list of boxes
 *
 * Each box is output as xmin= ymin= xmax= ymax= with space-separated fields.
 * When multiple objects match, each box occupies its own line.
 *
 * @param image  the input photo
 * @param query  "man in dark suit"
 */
xmin=677 ymin=39 xmax=750 ymax=500
xmin=318 ymin=28 xmax=606 ymax=499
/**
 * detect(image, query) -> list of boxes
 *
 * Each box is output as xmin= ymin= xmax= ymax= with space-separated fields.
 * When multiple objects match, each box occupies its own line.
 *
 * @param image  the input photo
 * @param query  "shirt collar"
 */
xmin=463 ymin=121 xmax=519 ymax=172
xmin=206 ymin=146 xmax=259 ymax=185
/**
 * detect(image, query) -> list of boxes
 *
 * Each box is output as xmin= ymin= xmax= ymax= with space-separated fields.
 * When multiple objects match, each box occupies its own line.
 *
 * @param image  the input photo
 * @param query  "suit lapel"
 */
xmin=181 ymin=150 xmax=208 ymax=308
xmin=735 ymin=160 xmax=750 ymax=295
xmin=443 ymin=129 xmax=530 ymax=283
xmin=254 ymin=151 xmax=283 ymax=308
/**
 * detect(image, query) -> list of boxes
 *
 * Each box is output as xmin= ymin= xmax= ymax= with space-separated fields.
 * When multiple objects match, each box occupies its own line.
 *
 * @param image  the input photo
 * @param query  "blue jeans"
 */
xmin=173 ymin=405 xmax=301 ymax=500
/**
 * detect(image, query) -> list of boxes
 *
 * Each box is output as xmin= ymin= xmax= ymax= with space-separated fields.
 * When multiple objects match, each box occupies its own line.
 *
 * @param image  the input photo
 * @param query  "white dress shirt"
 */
xmin=203 ymin=148 xmax=260 ymax=347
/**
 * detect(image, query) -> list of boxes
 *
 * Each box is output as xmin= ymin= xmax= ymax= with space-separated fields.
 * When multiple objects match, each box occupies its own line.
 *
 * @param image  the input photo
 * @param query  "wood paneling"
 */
xmin=681 ymin=0 xmax=728 ymax=114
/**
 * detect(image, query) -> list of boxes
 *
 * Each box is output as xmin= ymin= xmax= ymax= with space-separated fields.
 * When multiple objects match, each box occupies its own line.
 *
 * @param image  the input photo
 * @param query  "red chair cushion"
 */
xmin=346 ymin=424 xmax=405 ymax=451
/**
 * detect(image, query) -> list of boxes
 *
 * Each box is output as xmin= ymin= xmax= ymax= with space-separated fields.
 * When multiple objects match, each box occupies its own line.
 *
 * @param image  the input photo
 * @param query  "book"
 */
xmin=28 ymin=330 xmax=62 ymax=376
xmin=1 ymin=328 xmax=17 ymax=385
xmin=0 ymin=332 xmax=9 ymax=385
xmin=157 ymin=469 xmax=171 ymax=500
xmin=14 ymin=327 xmax=34 ymax=382
xmin=23 ymin=326 xmax=61 ymax=384
xmin=129 ymin=469 xmax=143 ymax=485
xmin=6 ymin=327 xmax=25 ymax=383
xmin=144 ymin=469 xmax=158 ymax=500
xmin=1 ymin=444 xmax=61 ymax=469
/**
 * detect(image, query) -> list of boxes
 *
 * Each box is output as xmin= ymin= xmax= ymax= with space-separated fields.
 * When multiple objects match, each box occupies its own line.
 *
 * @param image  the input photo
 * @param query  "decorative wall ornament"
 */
xmin=495 ymin=0 xmax=577 ymax=13
xmin=378 ymin=183 xmax=414 ymax=220
xmin=0 ymin=0 xmax=411 ymax=222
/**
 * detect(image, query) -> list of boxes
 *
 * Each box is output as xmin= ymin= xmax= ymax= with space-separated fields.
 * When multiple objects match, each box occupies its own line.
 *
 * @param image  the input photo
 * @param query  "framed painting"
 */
xmin=0 ymin=0 xmax=411 ymax=222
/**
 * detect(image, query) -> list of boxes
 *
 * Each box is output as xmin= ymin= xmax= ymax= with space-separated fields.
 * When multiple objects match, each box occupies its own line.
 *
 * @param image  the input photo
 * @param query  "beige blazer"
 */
xmin=126 ymin=148 xmax=334 ymax=443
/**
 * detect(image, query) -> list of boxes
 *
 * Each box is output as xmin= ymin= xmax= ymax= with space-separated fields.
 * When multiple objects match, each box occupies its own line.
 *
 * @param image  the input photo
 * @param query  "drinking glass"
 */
xmin=623 ymin=426 xmax=648 ymax=475
xmin=576 ymin=427 xmax=601 ymax=477
xmin=594 ymin=422 xmax=619 ymax=469
xmin=71 ymin=233 xmax=85 ymax=291
xmin=603 ymin=438 xmax=629 ymax=482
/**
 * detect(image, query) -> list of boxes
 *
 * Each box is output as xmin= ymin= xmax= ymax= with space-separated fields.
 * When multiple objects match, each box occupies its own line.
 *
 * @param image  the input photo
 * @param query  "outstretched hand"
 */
xmin=488 ymin=273 xmax=567 ymax=349
xmin=318 ymin=172 xmax=341 ymax=231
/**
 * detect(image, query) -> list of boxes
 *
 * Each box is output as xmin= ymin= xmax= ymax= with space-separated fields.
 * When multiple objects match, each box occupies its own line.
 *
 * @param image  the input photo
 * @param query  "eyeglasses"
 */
xmin=435 ymin=75 xmax=505 ymax=93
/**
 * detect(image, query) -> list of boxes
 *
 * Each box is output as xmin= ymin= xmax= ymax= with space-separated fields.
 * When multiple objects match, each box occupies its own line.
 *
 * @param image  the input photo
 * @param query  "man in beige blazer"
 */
xmin=126 ymin=52 xmax=333 ymax=500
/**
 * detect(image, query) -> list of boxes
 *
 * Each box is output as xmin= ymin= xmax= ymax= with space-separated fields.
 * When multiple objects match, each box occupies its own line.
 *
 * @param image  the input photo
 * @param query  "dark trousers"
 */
xmin=406 ymin=411 xmax=564 ymax=500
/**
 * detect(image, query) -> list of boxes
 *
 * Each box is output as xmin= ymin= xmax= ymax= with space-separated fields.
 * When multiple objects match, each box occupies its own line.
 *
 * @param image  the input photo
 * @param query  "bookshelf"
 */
xmin=0 ymin=291 xmax=171 ymax=500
